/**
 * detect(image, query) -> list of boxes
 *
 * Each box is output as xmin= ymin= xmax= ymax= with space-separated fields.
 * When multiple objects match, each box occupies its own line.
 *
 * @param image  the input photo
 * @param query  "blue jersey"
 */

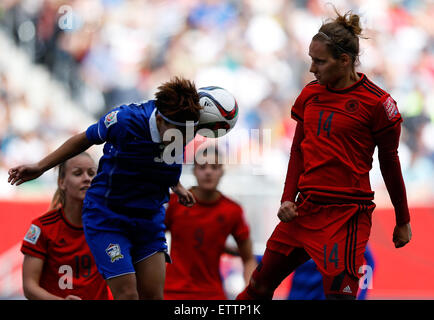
xmin=85 ymin=101 xmax=182 ymax=213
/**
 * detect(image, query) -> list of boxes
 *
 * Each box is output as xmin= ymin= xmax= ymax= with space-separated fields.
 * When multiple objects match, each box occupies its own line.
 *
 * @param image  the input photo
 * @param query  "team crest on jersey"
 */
xmin=104 ymin=110 xmax=119 ymax=128
xmin=345 ymin=99 xmax=359 ymax=113
xmin=24 ymin=224 xmax=41 ymax=245
xmin=106 ymin=243 xmax=124 ymax=262
xmin=383 ymin=96 xmax=398 ymax=120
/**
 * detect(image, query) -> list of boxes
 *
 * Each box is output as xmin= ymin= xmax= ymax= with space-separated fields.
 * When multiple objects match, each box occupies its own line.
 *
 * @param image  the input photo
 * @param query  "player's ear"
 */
xmin=59 ymin=177 xmax=66 ymax=192
xmin=192 ymin=163 xmax=199 ymax=177
xmin=218 ymin=164 xmax=224 ymax=178
xmin=220 ymin=168 xmax=224 ymax=179
xmin=156 ymin=113 xmax=164 ymax=127
xmin=339 ymin=53 xmax=351 ymax=67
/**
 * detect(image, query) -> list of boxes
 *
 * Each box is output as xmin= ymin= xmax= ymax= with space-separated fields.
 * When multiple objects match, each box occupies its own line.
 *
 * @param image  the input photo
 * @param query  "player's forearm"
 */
xmin=23 ymin=281 xmax=64 ymax=300
xmin=237 ymin=238 xmax=257 ymax=283
xmin=281 ymin=122 xmax=304 ymax=203
xmin=379 ymin=153 xmax=410 ymax=225
xmin=38 ymin=132 xmax=92 ymax=172
xmin=376 ymin=126 xmax=410 ymax=226
xmin=242 ymin=258 xmax=257 ymax=284
xmin=170 ymin=180 xmax=182 ymax=191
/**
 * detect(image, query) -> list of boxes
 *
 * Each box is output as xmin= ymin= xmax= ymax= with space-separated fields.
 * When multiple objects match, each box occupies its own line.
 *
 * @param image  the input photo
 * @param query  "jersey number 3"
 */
xmin=317 ymin=111 xmax=334 ymax=137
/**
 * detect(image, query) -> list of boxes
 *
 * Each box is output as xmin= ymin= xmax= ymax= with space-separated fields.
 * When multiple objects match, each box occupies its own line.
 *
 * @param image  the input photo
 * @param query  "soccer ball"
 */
xmin=197 ymin=86 xmax=239 ymax=138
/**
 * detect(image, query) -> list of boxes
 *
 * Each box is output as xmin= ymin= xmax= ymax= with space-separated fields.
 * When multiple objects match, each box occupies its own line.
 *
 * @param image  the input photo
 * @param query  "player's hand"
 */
xmin=277 ymin=201 xmax=298 ymax=222
xmin=8 ymin=163 xmax=44 ymax=186
xmin=172 ymin=183 xmax=196 ymax=207
xmin=393 ymin=223 xmax=412 ymax=248
xmin=178 ymin=190 xmax=196 ymax=207
xmin=65 ymin=295 xmax=82 ymax=300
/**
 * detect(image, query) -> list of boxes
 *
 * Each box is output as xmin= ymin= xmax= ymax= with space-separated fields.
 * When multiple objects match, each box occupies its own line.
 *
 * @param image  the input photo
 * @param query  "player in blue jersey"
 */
xmin=8 ymin=77 xmax=202 ymax=300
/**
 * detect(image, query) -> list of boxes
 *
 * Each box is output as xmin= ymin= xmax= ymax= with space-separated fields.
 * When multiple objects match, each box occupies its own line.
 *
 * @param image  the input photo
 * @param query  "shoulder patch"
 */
xmin=24 ymin=224 xmax=41 ymax=245
xmin=104 ymin=110 xmax=119 ymax=128
xmin=383 ymin=96 xmax=398 ymax=120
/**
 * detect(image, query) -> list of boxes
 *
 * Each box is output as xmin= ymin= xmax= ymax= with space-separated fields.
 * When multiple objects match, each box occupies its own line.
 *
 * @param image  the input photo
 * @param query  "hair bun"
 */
xmin=335 ymin=11 xmax=362 ymax=36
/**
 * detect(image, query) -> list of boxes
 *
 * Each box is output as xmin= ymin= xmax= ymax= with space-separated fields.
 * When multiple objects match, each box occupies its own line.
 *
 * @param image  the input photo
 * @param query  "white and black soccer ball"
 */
xmin=197 ymin=86 xmax=239 ymax=138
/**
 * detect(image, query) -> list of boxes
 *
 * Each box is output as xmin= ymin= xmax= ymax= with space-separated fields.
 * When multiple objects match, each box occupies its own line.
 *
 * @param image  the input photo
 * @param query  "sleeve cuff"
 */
xmin=21 ymin=245 xmax=47 ymax=260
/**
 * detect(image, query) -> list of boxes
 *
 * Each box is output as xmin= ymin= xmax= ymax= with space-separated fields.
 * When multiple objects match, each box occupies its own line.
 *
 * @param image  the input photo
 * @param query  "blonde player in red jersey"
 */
xmin=21 ymin=153 xmax=111 ymax=300
xmin=237 ymin=8 xmax=411 ymax=300
xmin=164 ymin=146 xmax=257 ymax=299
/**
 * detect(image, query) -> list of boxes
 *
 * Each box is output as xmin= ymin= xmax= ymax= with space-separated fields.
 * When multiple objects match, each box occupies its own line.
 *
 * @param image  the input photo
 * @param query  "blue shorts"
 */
xmin=82 ymin=198 xmax=171 ymax=280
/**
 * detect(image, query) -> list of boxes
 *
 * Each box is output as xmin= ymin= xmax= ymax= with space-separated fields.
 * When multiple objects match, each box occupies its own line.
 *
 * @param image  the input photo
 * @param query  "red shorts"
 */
xmin=164 ymin=291 xmax=226 ymax=300
xmin=267 ymin=194 xmax=375 ymax=297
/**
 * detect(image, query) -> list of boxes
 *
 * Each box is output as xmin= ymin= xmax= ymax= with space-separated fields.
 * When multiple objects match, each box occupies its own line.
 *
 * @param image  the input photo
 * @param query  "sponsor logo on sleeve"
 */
xmin=24 ymin=224 xmax=41 ymax=245
xmin=104 ymin=110 xmax=119 ymax=128
xmin=383 ymin=96 xmax=398 ymax=120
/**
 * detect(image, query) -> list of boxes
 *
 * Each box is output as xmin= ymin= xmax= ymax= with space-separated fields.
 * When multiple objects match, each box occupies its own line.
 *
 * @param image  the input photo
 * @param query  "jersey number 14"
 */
xmin=317 ymin=111 xmax=334 ymax=137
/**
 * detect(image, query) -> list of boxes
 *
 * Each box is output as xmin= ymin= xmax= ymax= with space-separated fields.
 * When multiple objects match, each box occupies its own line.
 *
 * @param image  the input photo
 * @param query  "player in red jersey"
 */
xmin=164 ymin=146 xmax=257 ymax=299
xmin=237 ymin=9 xmax=412 ymax=300
xmin=21 ymin=153 xmax=111 ymax=300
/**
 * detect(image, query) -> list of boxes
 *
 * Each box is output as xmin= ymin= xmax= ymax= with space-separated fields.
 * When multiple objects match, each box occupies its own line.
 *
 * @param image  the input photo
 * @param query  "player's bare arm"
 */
xmin=8 ymin=132 xmax=93 ymax=186
xmin=277 ymin=201 xmax=298 ymax=222
xmin=236 ymin=237 xmax=257 ymax=284
xmin=22 ymin=255 xmax=66 ymax=300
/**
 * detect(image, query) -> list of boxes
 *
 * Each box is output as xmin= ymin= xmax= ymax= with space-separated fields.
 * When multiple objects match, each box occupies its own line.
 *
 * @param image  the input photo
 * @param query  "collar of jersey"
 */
xmin=149 ymin=106 xmax=162 ymax=143
xmin=190 ymin=187 xmax=223 ymax=206
xmin=60 ymin=207 xmax=83 ymax=230
xmin=326 ymin=73 xmax=366 ymax=94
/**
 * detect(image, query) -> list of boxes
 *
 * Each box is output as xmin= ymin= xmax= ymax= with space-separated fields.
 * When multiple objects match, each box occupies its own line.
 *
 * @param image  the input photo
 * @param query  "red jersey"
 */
xmin=21 ymin=207 xmax=111 ymax=300
xmin=164 ymin=189 xmax=250 ymax=300
xmin=290 ymin=73 xmax=402 ymax=201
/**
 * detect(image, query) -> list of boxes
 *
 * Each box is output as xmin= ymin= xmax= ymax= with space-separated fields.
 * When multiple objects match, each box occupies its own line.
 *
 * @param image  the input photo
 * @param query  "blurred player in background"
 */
xmin=164 ymin=146 xmax=256 ymax=300
xmin=237 ymin=9 xmax=412 ymax=300
xmin=21 ymin=153 xmax=111 ymax=300
xmin=9 ymin=77 xmax=202 ymax=300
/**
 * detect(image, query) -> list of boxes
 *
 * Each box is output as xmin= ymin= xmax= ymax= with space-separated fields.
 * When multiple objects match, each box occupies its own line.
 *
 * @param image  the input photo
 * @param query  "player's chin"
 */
xmin=317 ymin=77 xmax=326 ymax=85
xmin=198 ymin=183 xmax=217 ymax=192
xmin=77 ymin=190 xmax=87 ymax=200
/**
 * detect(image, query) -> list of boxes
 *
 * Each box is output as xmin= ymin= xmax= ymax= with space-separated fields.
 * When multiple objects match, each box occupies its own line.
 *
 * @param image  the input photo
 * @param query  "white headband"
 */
xmin=316 ymin=31 xmax=355 ymax=57
xmin=157 ymin=110 xmax=198 ymax=127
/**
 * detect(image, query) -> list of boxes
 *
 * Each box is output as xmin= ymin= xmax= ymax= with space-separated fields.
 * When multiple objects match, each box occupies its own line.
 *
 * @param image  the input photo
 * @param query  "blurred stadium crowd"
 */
xmin=0 ymin=0 xmax=433 ymax=206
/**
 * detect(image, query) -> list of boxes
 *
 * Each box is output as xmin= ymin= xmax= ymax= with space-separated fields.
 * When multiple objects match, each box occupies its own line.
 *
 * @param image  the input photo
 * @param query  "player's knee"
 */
xmin=112 ymin=285 xmax=139 ymax=300
xmin=139 ymin=288 xmax=164 ymax=300
xmin=115 ymin=290 xmax=139 ymax=300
